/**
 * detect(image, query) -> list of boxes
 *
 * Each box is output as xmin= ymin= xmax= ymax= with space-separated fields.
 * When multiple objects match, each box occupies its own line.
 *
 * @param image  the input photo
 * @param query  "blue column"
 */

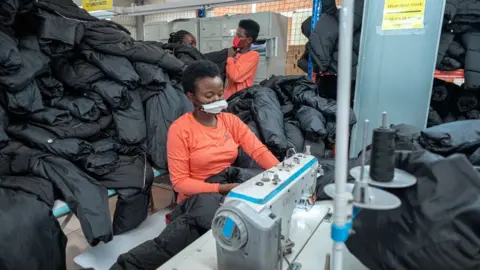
xmin=350 ymin=0 xmax=446 ymax=156
xmin=308 ymin=0 xmax=322 ymax=79
xmin=196 ymin=8 xmax=207 ymax=18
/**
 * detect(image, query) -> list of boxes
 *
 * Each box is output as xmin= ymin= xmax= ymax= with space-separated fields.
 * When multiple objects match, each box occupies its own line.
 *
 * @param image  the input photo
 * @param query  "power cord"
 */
xmin=283 ymin=254 xmax=292 ymax=270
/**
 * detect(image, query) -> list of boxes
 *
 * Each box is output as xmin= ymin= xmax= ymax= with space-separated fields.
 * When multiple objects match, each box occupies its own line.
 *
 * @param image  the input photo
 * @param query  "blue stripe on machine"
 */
xmin=227 ymin=158 xmax=317 ymax=205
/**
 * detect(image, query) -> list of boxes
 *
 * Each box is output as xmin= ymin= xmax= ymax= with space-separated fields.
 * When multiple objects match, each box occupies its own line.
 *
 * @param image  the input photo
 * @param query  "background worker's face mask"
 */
xmin=232 ymin=36 xmax=248 ymax=49
xmin=201 ymin=99 xmax=228 ymax=115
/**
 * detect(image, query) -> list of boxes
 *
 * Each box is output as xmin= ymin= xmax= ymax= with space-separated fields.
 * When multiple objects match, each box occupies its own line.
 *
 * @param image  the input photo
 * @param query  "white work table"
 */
xmin=158 ymin=201 xmax=367 ymax=270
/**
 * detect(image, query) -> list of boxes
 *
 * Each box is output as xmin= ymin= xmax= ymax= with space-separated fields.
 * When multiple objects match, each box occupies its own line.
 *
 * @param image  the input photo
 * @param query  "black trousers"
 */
xmin=110 ymin=167 xmax=261 ymax=270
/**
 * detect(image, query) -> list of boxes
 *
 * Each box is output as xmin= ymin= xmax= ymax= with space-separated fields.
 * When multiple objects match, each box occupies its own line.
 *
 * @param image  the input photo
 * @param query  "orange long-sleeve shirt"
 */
xmin=167 ymin=112 xmax=279 ymax=203
xmin=224 ymin=50 xmax=260 ymax=99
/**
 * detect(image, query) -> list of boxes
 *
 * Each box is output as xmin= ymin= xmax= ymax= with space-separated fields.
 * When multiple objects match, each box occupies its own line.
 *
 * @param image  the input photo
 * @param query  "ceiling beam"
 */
xmin=112 ymin=0 xmax=280 ymax=16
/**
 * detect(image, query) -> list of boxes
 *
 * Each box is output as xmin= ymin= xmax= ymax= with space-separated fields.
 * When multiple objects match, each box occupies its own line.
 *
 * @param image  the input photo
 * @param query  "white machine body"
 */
xmin=211 ymin=153 xmax=320 ymax=270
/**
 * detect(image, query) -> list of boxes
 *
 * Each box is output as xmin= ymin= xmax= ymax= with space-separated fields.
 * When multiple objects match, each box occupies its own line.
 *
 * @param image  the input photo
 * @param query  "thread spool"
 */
xmin=369 ymin=112 xmax=395 ymax=183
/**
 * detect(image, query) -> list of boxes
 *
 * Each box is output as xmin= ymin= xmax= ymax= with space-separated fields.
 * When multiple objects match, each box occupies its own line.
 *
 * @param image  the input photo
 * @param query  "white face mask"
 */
xmin=201 ymin=99 xmax=228 ymax=115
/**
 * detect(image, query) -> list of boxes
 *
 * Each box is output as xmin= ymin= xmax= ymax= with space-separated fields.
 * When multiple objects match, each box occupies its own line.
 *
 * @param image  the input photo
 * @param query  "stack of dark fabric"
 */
xmin=428 ymin=79 xmax=480 ymax=127
xmin=227 ymin=75 xmax=357 ymax=163
xmin=299 ymin=0 xmax=480 ymax=90
xmin=296 ymin=0 xmax=364 ymax=79
xmin=438 ymin=0 xmax=480 ymax=90
xmin=0 ymin=0 xmax=224 ymax=269
xmin=346 ymin=120 xmax=480 ymax=270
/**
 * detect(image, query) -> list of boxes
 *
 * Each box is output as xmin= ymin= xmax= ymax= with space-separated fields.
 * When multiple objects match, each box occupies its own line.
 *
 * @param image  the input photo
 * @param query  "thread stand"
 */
xmin=323 ymin=183 xmax=401 ymax=210
xmin=349 ymin=166 xmax=417 ymax=188
xmin=351 ymin=112 xmax=417 ymax=189
xmin=324 ymin=118 xmax=402 ymax=211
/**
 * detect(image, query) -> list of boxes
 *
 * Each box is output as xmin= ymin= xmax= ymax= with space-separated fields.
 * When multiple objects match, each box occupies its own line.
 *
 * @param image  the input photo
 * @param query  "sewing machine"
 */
xmin=157 ymin=149 xmax=370 ymax=270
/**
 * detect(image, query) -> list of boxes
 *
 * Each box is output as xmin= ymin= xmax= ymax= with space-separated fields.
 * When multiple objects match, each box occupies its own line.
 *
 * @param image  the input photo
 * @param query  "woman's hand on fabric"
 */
xmin=219 ymin=183 xmax=239 ymax=195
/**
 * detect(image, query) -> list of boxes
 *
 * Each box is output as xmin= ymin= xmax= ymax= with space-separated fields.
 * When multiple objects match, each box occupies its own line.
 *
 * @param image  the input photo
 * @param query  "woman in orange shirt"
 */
xmin=111 ymin=60 xmax=279 ymax=270
xmin=168 ymin=60 xmax=279 ymax=203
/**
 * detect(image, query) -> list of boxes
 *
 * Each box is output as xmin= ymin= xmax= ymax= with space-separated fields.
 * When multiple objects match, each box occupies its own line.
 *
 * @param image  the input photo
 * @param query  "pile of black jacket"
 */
xmin=345 ymin=120 xmax=480 ymax=270
xmin=438 ymin=0 xmax=480 ymax=90
xmin=296 ymin=0 xmax=364 ymax=79
xmin=0 ymin=0 xmax=226 ymax=269
xmin=227 ymin=75 xmax=357 ymax=162
xmin=299 ymin=0 xmax=480 ymax=90
xmin=428 ymin=79 xmax=480 ymax=127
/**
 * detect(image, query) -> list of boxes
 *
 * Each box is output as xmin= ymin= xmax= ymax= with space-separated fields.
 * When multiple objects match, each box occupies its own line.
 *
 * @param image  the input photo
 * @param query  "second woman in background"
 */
xmin=168 ymin=30 xmax=197 ymax=48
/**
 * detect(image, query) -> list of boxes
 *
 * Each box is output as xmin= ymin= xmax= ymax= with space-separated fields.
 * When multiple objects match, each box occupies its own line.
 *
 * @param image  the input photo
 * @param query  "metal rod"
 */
xmin=359 ymin=120 xmax=369 ymax=183
xmin=112 ymin=0 xmax=277 ymax=16
xmin=382 ymin=112 xmax=387 ymax=128
xmin=332 ymin=0 xmax=356 ymax=269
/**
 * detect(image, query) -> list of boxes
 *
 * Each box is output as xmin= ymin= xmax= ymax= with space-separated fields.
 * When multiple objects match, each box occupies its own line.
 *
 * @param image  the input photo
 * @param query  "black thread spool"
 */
xmin=369 ymin=112 xmax=395 ymax=183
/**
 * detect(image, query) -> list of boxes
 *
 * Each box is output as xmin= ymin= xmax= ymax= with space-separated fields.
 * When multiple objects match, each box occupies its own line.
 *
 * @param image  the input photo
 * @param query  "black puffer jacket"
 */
xmin=162 ymin=43 xmax=206 ymax=64
xmin=347 ymin=120 xmax=480 ymax=270
xmin=347 ymin=150 xmax=480 ymax=270
xmin=82 ymin=22 xmax=186 ymax=77
xmin=227 ymin=75 xmax=357 ymax=159
xmin=303 ymin=0 xmax=480 ymax=91
xmin=298 ymin=0 xmax=364 ymax=78
xmin=437 ymin=0 xmax=480 ymax=90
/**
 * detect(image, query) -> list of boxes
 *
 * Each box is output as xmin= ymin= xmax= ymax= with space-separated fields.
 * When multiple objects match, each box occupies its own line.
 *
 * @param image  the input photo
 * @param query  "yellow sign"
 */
xmin=82 ymin=0 xmax=113 ymax=12
xmin=381 ymin=0 xmax=426 ymax=30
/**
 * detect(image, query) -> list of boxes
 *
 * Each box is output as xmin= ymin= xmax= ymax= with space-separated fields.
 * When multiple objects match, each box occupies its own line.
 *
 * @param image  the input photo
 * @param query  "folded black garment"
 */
xmin=134 ymin=62 xmax=168 ymax=90
xmin=0 ymin=104 xmax=9 ymax=149
xmin=0 ymin=29 xmax=21 ymax=75
xmin=25 ymin=107 xmax=71 ymax=126
xmin=100 ymin=155 xmax=151 ymax=189
xmin=427 ymin=107 xmax=443 ymax=127
xmin=36 ymin=72 xmax=64 ymax=99
xmin=419 ymin=120 xmax=480 ymax=155
xmin=91 ymin=80 xmax=131 ymax=110
xmin=296 ymin=105 xmax=327 ymax=139
xmin=112 ymin=91 xmax=146 ymax=145
xmin=48 ymin=95 xmax=101 ymax=122
xmin=91 ymin=137 xmax=144 ymax=156
xmin=36 ymin=9 xmax=84 ymax=56
xmin=5 ymin=80 xmax=44 ymax=115
xmin=33 ymin=0 xmax=99 ymax=22
xmin=32 ymin=114 xmax=112 ymax=139
xmin=51 ymin=56 xmax=104 ymax=90
xmin=80 ymin=43 xmax=139 ymax=89
xmin=83 ymin=22 xmax=185 ymax=75
xmin=10 ymin=151 xmax=112 ymax=245
xmin=83 ymin=151 xmax=119 ymax=176
xmin=84 ymin=92 xmax=109 ymax=115
xmin=0 ymin=36 xmax=50 ymax=92
xmin=7 ymin=123 xmax=93 ymax=162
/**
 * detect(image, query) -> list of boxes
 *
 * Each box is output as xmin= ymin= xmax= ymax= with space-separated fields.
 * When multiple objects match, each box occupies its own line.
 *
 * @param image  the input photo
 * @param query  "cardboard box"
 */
xmin=286 ymin=45 xmax=307 ymax=75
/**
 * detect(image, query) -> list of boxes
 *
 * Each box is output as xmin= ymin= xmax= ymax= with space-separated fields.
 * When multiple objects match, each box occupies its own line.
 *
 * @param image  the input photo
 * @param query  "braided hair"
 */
xmin=168 ymin=30 xmax=194 ymax=44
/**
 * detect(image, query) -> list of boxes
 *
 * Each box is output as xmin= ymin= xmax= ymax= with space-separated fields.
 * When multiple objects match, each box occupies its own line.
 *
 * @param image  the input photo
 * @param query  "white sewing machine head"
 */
xmin=211 ymin=150 xmax=321 ymax=270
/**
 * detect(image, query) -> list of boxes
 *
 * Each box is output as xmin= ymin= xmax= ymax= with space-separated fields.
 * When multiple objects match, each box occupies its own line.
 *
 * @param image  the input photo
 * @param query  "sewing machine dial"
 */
xmin=212 ymin=211 xmax=248 ymax=252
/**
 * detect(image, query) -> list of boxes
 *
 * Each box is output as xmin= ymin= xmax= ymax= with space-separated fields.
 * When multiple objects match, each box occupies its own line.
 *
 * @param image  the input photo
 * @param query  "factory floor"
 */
xmin=59 ymin=186 xmax=173 ymax=270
